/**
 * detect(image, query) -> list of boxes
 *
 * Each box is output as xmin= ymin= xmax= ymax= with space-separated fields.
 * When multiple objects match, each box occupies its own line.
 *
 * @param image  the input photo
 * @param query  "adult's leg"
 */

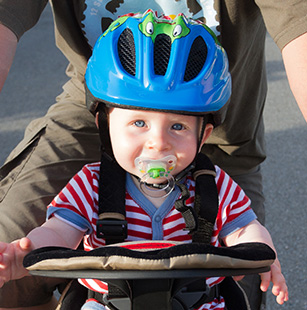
xmin=0 ymin=93 xmax=100 ymax=308
xmin=231 ymin=166 xmax=266 ymax=310
xmin=232 ymin=165 xmax=265 ymax=225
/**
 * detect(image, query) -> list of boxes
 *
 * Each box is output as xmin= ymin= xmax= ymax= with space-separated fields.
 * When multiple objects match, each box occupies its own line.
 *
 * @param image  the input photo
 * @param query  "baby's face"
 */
xmin=108 ymin=107 xmax=200 ymax=180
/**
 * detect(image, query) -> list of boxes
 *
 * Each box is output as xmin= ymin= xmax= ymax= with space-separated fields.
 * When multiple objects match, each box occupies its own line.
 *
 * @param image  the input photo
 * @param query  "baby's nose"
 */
xmin=145 ymin=129 xmax=171 ymax=151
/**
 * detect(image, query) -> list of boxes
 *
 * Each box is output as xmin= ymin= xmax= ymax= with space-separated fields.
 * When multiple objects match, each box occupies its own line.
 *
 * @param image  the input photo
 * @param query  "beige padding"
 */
xmin=98 ymin=212 xmax=125 ymax=220
xmin=27 ymin=253 xmax=273 ymax=272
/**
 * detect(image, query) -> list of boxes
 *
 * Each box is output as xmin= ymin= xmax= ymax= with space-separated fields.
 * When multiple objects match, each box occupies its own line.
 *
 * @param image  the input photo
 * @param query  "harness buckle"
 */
xmin=96 ymin=219 xmax=128 ymax=244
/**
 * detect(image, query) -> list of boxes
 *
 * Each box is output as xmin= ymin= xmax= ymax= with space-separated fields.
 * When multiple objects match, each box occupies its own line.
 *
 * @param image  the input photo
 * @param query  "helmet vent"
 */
xmin=184 ymin=36 xmax=207 ymax=82
xmin=154 ymin=34 xmax=172 ymax=76
xmin=118 ymin=28 xmax=136 ymax=76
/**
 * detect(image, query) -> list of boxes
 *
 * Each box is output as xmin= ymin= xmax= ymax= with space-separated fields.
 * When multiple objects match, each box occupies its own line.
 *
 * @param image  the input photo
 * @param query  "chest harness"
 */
xmin=96 ymin=150 xmax=218 ymax=246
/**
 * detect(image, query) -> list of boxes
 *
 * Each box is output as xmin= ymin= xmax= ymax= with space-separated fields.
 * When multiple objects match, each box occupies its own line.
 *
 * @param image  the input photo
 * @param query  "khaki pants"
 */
xmin=0 ymin=95 xmax=265 ymax=308
xmin=0 ymin=95 xmax=100 ymax=307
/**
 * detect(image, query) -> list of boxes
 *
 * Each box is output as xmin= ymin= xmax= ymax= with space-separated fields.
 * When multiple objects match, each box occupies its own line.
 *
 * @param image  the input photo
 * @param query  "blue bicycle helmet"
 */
xmin=85 ymin=9 xmax=231 ymax=126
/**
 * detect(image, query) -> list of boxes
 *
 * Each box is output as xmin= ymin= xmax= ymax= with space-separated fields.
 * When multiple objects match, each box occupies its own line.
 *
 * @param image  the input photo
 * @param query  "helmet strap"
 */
xmin=197 ymin=116 xmax=209 ymax=151
xmin=97 ymin=106 xmax=113 ymax=158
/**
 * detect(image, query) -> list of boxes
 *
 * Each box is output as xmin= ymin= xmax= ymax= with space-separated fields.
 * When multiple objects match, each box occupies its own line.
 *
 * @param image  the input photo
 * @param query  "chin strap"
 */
xmin=174 ymin=181 xmax=198 ymax=233
xmin=174 ymin=153 xmax=218 ymax=243
xmin=192 ymin=153 xmax=218 ymax=243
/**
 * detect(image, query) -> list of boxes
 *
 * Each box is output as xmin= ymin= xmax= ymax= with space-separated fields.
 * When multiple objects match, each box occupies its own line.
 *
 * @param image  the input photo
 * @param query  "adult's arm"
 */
xmin=0 ymin=0 xmax=48 ymax=92
xmin=255 ymin=0 xmax=307 ymax=122
xmin=0 ymin=24 xmax=17 ymax=92
xmin=282 ymin=32 xmax=307 ymax=122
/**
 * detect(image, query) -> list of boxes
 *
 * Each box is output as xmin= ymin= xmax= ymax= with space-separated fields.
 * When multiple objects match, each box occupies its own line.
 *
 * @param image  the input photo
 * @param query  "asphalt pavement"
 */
xmin=0 ymin=4 xmax=306 ymax=310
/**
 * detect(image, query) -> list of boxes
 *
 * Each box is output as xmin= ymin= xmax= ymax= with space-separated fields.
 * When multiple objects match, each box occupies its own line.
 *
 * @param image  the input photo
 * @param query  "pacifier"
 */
xmin=134 ymin=155 xmax=177 ymax=198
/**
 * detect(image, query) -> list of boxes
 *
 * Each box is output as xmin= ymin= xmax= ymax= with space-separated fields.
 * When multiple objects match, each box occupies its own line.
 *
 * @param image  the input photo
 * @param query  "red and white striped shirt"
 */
xmin=47 ymin=162 xmax=255 ymax=310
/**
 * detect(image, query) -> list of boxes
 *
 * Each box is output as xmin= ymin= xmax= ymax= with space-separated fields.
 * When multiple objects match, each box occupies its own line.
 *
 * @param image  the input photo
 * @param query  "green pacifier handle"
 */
xmin=148 ymin=167 xmax=166 ymax=179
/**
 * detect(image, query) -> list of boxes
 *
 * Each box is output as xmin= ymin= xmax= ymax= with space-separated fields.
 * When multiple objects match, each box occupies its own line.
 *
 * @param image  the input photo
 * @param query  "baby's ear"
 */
xmin=95 ymin=112 xmax=100 ymax=128
xmin=200 ymin=123 xmax=213 ymax=146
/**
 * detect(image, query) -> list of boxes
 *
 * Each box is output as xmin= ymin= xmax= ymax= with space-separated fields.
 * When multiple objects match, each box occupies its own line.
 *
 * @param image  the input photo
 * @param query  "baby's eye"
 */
xmin=134 ymin=120 xmax=146 ymax=127
xmin=172 ymin=123 xmax=184 ymax=130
